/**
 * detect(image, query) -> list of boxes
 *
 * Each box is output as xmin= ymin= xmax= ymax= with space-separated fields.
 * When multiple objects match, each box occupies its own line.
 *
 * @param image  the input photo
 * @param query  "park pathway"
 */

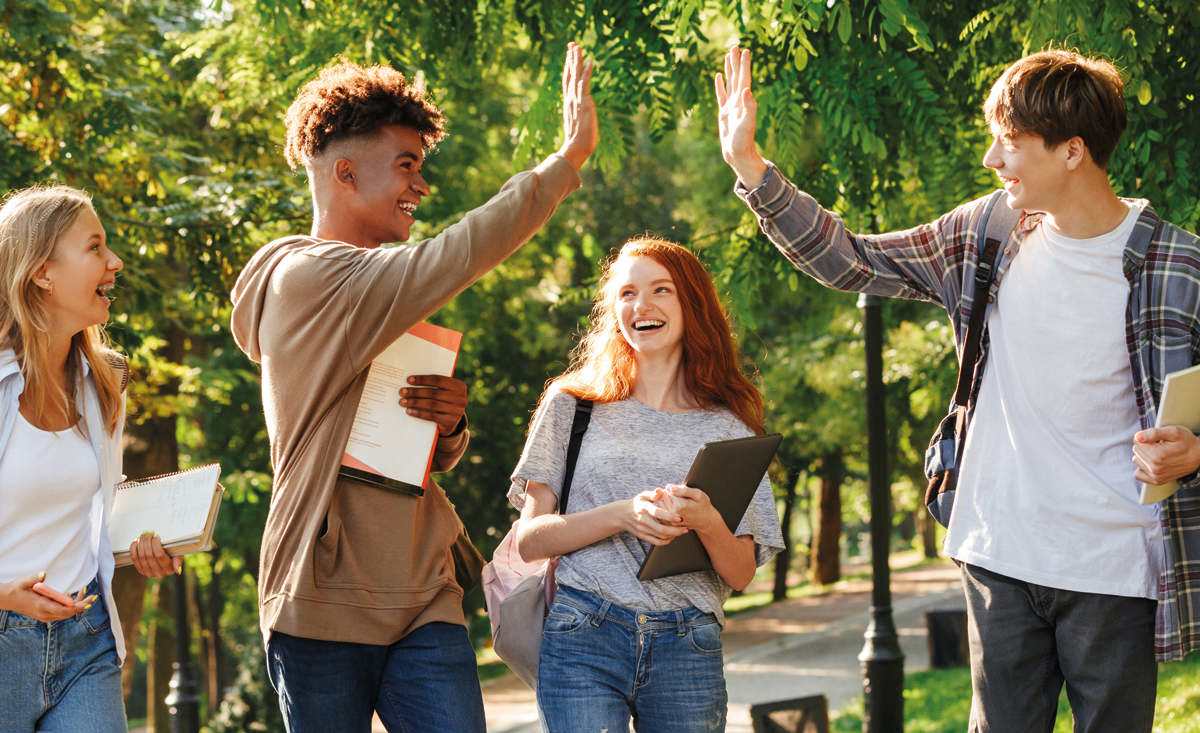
xmin=469 ymin=559 xmax=963 ymax=733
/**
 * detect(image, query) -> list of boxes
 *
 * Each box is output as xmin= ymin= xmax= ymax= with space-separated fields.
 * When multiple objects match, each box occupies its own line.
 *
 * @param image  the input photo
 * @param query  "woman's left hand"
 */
xmin=129 ymin=532 xmax=182 ymax=578
xmin=664 ymin=484 xmax=723 ymax=535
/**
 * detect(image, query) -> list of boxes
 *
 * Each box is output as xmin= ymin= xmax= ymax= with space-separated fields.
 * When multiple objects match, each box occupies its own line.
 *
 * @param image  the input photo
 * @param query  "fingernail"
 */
xmin=38 ymin=571 xmax=46 ymax=581
xmin=408 ymin=377 xmax=415 ymax=384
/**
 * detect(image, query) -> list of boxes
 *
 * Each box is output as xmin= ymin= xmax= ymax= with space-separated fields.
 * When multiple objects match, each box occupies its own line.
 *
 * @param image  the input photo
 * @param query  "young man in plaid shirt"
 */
xmin=716 ymin=47 xmax=1200 ymax=731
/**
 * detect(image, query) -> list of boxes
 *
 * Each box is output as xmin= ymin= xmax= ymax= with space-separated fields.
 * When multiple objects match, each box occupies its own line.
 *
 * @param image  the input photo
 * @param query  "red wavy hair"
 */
xmin=551 ymin=237 xmax=764 ymax=434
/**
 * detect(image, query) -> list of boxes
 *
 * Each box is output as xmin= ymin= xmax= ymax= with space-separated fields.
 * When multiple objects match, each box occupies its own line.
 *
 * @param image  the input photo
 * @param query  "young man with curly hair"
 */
xmin=718 ymin=48 xmax=1200 ymax=731
xmin=230 ymin=44 xmax=596 ymax=732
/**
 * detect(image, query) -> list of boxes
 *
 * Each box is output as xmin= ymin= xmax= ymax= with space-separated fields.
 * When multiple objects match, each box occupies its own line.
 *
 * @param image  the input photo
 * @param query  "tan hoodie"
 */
xmin=230 ymin=154 xmax=580 ymax=645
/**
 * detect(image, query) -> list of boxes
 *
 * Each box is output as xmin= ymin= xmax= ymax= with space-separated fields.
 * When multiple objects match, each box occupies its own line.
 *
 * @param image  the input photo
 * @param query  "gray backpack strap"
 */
xmin=980 ymin=189 xmax=1022 ymax=260
xmin=104 ymin=352 xmax=130 ymax=393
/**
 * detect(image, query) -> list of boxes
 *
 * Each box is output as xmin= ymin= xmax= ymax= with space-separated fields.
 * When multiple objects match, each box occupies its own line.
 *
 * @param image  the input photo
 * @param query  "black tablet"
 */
xmin=637 ymin=433 xmax=782 ymax=582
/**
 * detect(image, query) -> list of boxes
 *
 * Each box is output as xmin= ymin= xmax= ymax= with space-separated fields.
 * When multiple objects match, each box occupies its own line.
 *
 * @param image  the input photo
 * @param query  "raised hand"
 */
xmin=715 ymin=47 xmax=768 ymax=188
xmin=557 ymin=41 xmax=598 ymax=172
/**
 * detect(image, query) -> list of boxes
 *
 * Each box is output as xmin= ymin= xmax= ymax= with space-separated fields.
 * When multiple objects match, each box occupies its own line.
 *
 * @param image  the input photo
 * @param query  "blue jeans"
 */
xmin=537 ymin=585 xmax=728 ymax=733
xmin=266 ymin=621 xmax=485 ymax=733
xmin=0 ymin=576 xmax=126 ymax=733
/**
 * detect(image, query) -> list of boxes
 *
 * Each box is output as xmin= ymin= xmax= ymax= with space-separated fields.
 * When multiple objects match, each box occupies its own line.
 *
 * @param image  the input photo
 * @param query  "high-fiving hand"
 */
xmin=715 ymin=47 xmax=768 ymax=188
xmin=558 ymin=42 xmax=598 ymax=172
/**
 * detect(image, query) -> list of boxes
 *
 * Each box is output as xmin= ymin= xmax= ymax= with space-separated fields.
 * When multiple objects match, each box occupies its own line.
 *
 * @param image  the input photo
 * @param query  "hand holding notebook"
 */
xmin=109 ymin=463 xmax=224 ymax=567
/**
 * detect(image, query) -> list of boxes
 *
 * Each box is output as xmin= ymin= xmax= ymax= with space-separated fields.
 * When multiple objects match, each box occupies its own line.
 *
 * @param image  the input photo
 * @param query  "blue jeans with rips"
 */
xmin=266 ymin=621 xmax=486 ymax=733
xmin=537 ymin=584 xmax=728 ymax=733
xmin=0 ymin=575 xmax=126 ymax=733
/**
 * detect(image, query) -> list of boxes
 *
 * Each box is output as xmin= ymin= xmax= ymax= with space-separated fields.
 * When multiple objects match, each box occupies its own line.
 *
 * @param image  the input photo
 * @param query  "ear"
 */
xmin=1063 ymin=136 xmax=1089 ymax=171
xmin=334 ymin=158 xmax=357 ymax=190
xmin=31 ymin=262 xmax=52 ymax=292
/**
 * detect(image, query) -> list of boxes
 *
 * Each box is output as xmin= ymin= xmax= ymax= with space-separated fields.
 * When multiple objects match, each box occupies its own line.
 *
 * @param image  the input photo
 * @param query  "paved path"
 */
xmin=479 ymin=561 xmax=963 ymax=733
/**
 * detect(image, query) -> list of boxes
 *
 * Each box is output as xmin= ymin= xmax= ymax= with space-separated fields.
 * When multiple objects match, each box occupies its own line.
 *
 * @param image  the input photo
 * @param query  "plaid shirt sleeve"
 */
xmin=734 ymin=164 xmax=982 ymax=308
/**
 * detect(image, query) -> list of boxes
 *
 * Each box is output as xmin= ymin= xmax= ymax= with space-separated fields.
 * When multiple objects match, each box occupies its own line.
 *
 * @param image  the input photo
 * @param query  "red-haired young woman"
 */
xmin=508 ymin=237 xmax=784 ymax=732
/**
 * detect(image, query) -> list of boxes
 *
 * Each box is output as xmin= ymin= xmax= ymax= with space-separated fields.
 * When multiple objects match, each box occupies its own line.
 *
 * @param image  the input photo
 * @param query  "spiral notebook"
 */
xmin=109 ymin=463 xmax=224 ymax=566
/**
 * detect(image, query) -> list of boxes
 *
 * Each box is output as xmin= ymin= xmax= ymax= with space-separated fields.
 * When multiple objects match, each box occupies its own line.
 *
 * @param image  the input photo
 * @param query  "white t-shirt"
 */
xmin=945 ymin=202 xmax=1164 ymax=599
xmin=0 ymin=412 xmax=101 ymax=595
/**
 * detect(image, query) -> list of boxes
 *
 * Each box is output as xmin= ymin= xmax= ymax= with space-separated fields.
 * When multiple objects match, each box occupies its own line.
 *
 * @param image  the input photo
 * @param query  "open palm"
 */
xmin=715 ymin=47 xmax=762 ymax=182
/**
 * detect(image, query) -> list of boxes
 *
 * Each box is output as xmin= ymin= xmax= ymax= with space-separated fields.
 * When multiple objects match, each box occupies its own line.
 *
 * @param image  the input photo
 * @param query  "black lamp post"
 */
xmin=856 ymin=293 xmax=904 ymax=732
xmin=165 ymin=565 xmax=201 ymax=733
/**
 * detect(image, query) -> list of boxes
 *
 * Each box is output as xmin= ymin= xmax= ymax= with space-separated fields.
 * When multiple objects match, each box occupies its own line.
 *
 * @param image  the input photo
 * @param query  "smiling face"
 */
xmin=337 ymin=124 xmax=429 ymax=245
xmin=982 ymin=123 xmax=1073 ymax=212
xmin=611 ymin=255 xmax=685 ymax=359
xmin=36 ymin=206 xmax=123 ymax=336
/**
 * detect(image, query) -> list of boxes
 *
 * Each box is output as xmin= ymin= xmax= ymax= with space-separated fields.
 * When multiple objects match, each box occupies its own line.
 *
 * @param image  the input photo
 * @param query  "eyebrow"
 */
xmin=394 ymin=151 xmax=421 ymax=164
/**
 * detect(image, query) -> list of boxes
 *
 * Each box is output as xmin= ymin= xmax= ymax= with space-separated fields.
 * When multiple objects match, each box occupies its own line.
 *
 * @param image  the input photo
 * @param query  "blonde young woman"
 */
xmin=0 ymin=186 xmax=177 ymax=732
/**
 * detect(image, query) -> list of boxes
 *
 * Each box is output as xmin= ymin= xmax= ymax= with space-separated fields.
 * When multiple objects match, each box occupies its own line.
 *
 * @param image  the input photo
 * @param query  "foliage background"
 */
xmin=3 ymin=0 xmax=1197 ymax=725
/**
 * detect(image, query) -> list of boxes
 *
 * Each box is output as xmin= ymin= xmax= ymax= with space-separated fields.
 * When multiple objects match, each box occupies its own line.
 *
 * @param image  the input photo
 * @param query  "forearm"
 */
xmin=734 ymin=165 xmax=946 ymax=304
xmin=516 ymin=500 xmax=629 ymax=562
xmin=430 ymin=417 xmax=469 ymax=473
xmin=695 ymin=524 xmax=756 ymax=591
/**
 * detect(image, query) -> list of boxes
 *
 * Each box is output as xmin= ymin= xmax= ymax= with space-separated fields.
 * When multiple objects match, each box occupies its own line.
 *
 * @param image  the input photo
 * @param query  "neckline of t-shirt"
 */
xmin=1040 ymin=201 xmax=1142 ymax=250
xmin=625 ymin=396 xmax=715 ymax=418
xmin=16 ymin=410 xmax=82 ymax=437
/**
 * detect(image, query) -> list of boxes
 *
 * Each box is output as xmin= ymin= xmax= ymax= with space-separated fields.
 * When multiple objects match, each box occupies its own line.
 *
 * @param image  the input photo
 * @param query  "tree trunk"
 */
xmin=811 ymin=451 xmax=844 ymax=585
xmin=772 ymin=468 xmax=801 ymax=601
xmin=918 ymin=502 xmax=938 ymax=559
xmin=147 ymin=580 xmax=175 ymax=732
xmin=205 ymin=559 xmax=227 ymax=711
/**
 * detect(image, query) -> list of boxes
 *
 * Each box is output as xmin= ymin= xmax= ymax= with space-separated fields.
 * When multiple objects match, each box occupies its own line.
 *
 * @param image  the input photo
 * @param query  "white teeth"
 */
xmin=399 ymin=202 xmax=417 ymax=214
xmin=633 ymin=319 xmax=665 ymax=331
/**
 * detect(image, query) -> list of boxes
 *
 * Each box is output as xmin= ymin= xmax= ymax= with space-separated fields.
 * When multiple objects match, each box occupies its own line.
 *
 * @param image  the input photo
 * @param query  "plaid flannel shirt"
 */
xmin=737 ymin=164 xmax=1200 ymax=662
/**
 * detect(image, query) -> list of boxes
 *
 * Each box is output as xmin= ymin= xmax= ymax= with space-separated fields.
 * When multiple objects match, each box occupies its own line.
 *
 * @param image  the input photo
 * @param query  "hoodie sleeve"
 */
xmin=338 ymin=154 xmax=579 ymax=373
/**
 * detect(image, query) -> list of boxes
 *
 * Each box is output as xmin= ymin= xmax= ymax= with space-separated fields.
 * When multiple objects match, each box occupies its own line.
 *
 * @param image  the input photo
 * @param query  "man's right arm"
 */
xmin=341 ymin=43 xmax=598 ymax=371
xmin=716 ymin=47 xmax=955 ymax=305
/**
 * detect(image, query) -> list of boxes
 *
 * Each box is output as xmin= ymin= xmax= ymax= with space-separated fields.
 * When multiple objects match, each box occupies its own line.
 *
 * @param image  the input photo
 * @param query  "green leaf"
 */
xmin=837 ymin=4 xmax=852 ymax=44
xmin=1137 ymin=80 xmax=1152 ymax=106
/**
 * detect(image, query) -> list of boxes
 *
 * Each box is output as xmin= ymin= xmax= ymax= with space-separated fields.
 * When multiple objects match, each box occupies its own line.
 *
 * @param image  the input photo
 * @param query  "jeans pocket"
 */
xmin=79 ymin=602 xmax=111 ymax=636
xmin=687 ymin=621 xmax=723 ymax=655
xmin=543 ymin=602 xmax=589 ymax=635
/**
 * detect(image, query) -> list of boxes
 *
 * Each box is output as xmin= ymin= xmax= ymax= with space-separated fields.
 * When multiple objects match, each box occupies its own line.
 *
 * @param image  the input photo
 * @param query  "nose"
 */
xmin=412 ymin=171 xmax=430 ymax=197
xmin=109 ymin=251 xmax=123 ymax=273
xmin=982 ymin=139 xmax=1002 ymax=171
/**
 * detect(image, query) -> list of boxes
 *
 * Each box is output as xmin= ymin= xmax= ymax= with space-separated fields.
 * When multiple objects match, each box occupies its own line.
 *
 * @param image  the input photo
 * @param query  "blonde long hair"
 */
xmin=0 ymin=186 xmax=123 ymax=433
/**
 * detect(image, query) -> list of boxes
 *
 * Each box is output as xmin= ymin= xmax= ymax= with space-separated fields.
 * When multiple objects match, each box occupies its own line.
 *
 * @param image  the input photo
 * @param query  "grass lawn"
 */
xmin=831 ymin=654 xmax=1200 ymax=732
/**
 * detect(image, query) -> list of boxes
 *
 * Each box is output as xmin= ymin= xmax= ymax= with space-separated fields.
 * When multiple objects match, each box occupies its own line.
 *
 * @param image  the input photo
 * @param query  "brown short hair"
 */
xmin=284 ymin=61 xmax=446 ymax=170
xmin=984 ymin=50 xmax=1126 ymax=168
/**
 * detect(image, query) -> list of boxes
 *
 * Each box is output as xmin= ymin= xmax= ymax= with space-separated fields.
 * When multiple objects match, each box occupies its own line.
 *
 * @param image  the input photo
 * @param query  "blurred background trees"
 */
xmin=3 ymin=0 xmax=1196 ymax=727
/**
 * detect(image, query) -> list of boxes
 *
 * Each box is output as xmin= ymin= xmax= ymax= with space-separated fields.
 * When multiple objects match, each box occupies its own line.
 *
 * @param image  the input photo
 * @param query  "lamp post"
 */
xmin=856 ymin=293 xmax=904 ymax=732
xmin=165 ymin=565 xmax=201 ymax=733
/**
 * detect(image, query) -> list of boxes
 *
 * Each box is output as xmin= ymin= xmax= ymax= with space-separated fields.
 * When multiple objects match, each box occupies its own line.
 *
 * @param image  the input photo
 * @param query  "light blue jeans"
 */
xmin=537 ymin=585 xmax=728 ymax=733
xmin=0 ymin=575 xmax=126 ymax=732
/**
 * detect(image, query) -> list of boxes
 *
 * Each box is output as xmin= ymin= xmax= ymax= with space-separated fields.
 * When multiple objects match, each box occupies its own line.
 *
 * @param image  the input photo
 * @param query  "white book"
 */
xmin=1140 ymin=364 xmax=1200 ymax=504
xmin=340 ymin=322 xmax=462 ymax=496
xmin=109 ymin=463 xmax=224 ymax=566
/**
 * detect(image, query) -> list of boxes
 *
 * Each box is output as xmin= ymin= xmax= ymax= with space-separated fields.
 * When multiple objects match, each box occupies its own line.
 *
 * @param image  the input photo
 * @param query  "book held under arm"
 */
xmin=339 ymin=321 xmax=463 ymax=496
xmin=1140 ymin=363 xmax=1200 ymax=504
xmin=110 ymin=463 xmax=224 ymax=566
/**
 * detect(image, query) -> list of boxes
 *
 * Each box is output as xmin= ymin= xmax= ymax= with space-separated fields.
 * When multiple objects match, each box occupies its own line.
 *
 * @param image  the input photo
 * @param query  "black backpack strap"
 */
xmin=953 ymin=191 xmax=1019 ymax=407
xmin=558 ymin=398 xmax=593 ymax=514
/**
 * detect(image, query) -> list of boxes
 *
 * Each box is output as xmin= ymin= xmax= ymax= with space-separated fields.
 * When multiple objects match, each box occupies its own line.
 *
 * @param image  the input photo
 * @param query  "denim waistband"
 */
xmin=553 ymin=585 xmax=718 ymax=634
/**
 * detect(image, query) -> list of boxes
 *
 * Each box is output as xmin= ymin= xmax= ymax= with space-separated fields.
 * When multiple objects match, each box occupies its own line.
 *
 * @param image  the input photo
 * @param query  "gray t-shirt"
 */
xmin=508 ymin=386 xmax=785 ymax=624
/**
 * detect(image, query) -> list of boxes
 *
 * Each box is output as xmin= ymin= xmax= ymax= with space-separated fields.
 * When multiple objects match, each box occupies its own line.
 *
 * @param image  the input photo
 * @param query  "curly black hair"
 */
xmin=284 ymin=61 xmax=446 ymax=170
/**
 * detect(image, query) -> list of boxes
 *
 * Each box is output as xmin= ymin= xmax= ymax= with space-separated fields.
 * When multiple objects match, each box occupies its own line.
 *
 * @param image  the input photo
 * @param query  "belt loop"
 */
xmin=675 ymin=609 xmax=686 ymax=637
xmin=0 ymin=610 xmax=7 ymax=634
xmin=592 ymin=599 xmax=611 ymax=627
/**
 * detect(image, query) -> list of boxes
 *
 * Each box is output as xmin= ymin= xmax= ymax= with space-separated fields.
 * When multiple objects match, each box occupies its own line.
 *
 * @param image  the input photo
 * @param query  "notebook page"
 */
xmin=109 ymin=464 xmax=220 ymax=550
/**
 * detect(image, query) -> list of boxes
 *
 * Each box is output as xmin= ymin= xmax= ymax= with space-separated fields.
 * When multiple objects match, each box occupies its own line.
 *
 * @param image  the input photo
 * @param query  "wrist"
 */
xmin=558 ymin=145 xmax=589 ymax=173
xmin=692 ymin=508 xmax=724 ymax=538
xmin=729 ymin=153 xmax=768 ymax=189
